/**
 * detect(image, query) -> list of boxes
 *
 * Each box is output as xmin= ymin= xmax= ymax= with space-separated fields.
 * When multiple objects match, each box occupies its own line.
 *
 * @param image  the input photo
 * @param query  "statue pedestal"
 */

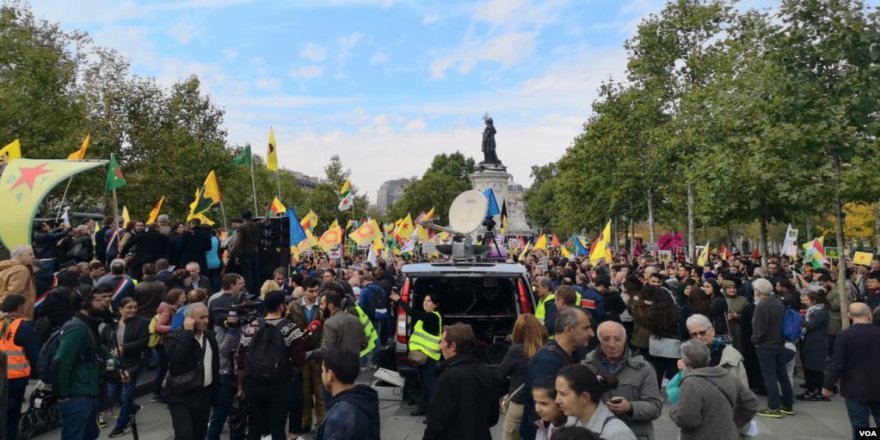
xmin=469 ymin=167 xmax=533 ymax=238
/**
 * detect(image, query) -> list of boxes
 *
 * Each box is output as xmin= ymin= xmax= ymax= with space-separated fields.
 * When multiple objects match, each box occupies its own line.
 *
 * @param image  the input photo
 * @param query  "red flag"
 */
xmin=550 ymin=234 xmax=561 ymax=248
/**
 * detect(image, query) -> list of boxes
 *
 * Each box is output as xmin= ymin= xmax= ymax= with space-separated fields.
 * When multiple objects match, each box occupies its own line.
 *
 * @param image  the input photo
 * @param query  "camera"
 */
xmin=215 ymin=299 xmax=263 ymax=328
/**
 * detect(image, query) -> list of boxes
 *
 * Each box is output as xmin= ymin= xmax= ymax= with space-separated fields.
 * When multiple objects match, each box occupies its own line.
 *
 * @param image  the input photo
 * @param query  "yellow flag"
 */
xmin=589 ymin=221 xmax=613 ymax=265
xmin=0 ymin=139 xmax=22 ymax=164
xmin=318 ymin=223 xmax=342 ymax=252
xmin=533 ymin=234 xmax=548 ymax=251
xmin=300 ymin=209 xmax=318 ymax=230
xmin=416 ymin=224 xmax=429 ymax=243
xmin=270 ymin=196 xmax=287 ymax=215
xmin=68 ymin=134 xmax=90 ymax=160
xmin=561 ymin=246 xmax=572 ymax=259
xmin=122 ymin=206 xmax=131 ymax=225
xmin=147 ymin=196 xmax=165 ymax=224
xmin=267 ymin=127 xmax=278 ymax=172
xmin=187 ymin=187 xmax=216 ymax=225
xmin=0 ymin=159 xmax=105 ymax=249
xmin=349 ymin=219 xmax=382 ymax=245
xmin=696 ymin=241 xmax=710 ymax=267
xmin=397 ymin=214 xmax=415 ymax=239
xmin=202 ymin=170 xmax=222 ymax=203
xmin=518 ymin=242 xmax=531 ymax=261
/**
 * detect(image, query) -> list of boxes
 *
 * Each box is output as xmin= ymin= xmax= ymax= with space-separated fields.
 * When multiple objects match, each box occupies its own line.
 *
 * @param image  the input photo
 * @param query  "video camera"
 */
xmin=213 ymin=299 xmax=264 ymax=328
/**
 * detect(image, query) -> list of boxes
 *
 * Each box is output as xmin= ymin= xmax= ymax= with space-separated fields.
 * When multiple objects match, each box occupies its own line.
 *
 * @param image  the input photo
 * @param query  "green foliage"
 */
xmin=387 ymin=151 xmax=475 ymax=223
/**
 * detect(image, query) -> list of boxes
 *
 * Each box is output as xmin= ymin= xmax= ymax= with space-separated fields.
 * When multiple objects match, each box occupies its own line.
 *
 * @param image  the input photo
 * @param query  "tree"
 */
xmin=304 ymin=155 xmax=368 ymax=231
xmin=388 ymin=152 xmax=475 ymax=223
xmin=771 ymin=0 xmax=880 ymax=326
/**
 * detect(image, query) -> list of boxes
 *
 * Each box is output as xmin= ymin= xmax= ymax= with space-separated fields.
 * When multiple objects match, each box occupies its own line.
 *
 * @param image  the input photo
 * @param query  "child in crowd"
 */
xmin=532 ymin=376 xmax=568 ymax=440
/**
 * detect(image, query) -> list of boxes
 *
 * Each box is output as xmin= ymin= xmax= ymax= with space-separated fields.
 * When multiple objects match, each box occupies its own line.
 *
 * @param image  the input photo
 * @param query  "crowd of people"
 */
xmin=0 ymin=212 xmax=879 ymax=439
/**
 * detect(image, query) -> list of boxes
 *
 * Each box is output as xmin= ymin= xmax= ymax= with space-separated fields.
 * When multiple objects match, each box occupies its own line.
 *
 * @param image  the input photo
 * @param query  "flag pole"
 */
xmin=111 ymin=189 xmax=121 ymax=254
xmin=249 ymin=153 xmax=258 ymax=214
xmin=275 ymin=172 xmax=282 ymax=200
xmin=55 ymin=176 xmax=75 ymax=221
xmin=219 ymin=201 xmax=228 ymax=232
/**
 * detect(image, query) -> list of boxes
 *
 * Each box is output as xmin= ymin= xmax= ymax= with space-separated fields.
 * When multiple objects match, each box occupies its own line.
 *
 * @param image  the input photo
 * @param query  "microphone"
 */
xmin=306 ymin=320 xmax=322 ymax=335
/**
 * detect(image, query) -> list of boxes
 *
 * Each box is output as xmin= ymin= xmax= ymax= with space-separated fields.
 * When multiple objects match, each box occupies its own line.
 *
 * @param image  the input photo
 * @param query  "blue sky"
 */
xmin=35 ymin=0 xmax=781 ymax=203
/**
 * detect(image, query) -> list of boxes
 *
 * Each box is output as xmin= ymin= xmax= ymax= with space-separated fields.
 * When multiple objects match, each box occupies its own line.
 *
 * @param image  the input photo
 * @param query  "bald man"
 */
xmin=823 ymin=303 xmax=880 ymax=438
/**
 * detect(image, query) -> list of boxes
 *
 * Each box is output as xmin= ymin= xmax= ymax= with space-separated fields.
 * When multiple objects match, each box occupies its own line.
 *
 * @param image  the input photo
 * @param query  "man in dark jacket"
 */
xmin=317 ymin=348 xmax=380 ymax=440
xmin=823 ymin=303 xmax=880 ymax=439
xmin=120 ymin=223 xmax=169 ymax=281
xmin=178 ymin=220 xmax=212 ymax=278
xmin=231 ymin=211 xmax=261 ymax=296
xmin=164 ymin=303 xmax=219 ymax=440
xmin=35 ymin=265 xmax=83 ymax=335
xmin=751 ymin=278 xmax=793 ymax=418
xmin=520 ymin=308 xmax=593 ymax=439
xmin=425 ymin=323 xmax=501 ymax=440
xmin=134 ymin=263 xmax=166 ymax=321
xmin=32 ymin=221 xmax=69 ymax=262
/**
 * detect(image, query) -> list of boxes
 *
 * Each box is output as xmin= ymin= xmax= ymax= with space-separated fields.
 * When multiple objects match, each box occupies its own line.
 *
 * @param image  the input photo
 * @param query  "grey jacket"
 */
xmin=668 ymin=366 xmax=759 ymax=440
xmin=566 ymin=402 xmax=637 ymax=440
xmin=582 ymin=348 xmax=663 ymax=440
xmin=315 ymin=309 xmax=366 ymax=358
xmin=751 ymin=295 xmax=785 ymax=349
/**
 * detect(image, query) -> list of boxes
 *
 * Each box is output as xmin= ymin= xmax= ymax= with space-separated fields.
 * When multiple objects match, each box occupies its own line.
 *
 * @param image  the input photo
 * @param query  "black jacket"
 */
xmin=177 ymin=228 xmax=211 ymax=273
xmin=425 ymin=354 xmax=501 ymax=440
xmin=824 ymin=323 xmax=880 ymax=401
xmin=317 ymin=385 xmax=380 ymax=440
xmin=121 ymin=229 xmax=170 ymax=279
xmin=496 ymin=343 xmax=528 ymax=404
xmin=100 ymin=315 xmax=149 ymax=370
xmin=38 ymin=285 xmax=77 ymax=332
xmin=134 ymin=276 xmax=166 ymax=321
xmin=751 ymin=296 xmax=784 ymax=349
xmin=164 ymin=329 xmax=220 ymax=408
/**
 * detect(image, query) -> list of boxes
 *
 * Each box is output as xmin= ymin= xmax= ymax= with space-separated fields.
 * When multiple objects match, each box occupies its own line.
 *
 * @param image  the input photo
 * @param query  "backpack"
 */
xmin=781 ymin=307 xmax=804 ymax=342
xmin=364 ymin=284 xmax=386 ymax=320
xmin=37 ymin=317 xmax=98 ymax=390
xmin=243 ymin=319 xmax=289 ymax=380
xmin=148 ymin=314 xmax=161 ymax=348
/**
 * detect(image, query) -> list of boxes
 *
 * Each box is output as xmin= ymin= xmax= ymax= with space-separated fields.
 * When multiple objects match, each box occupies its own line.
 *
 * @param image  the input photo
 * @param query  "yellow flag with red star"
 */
xmin=0 ymin=159 xmax=105 ymax=249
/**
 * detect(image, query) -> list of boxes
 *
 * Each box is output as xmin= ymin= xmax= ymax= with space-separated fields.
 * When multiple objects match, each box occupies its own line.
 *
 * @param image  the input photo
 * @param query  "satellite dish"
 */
xmin=448 ymin=190 xmax=488 ymax=234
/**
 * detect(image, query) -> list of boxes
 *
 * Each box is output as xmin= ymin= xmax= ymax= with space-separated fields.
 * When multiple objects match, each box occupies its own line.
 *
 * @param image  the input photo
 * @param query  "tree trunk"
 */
xmin=687 ymin=183 xmax=695 ymax=263
xmin=834 ymin=156 xmax=850 ymax=330
xmin=873 ymin=202 xmax=880 ymax=250
xmin=646 ymin=188 xmax=655 ymax=246
xmin=759 ymin=213 xmax=769 ymax=272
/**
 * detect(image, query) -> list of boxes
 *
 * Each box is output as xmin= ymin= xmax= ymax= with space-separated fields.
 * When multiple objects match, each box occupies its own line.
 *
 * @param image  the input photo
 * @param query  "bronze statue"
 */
xmin=481 ymin=114 xmax=500 ymax=164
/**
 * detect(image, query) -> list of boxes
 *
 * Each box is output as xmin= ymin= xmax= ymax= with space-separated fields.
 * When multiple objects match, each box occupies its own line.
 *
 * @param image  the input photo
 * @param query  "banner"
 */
xmin=0 ymin=159 xmax=105 ymax=249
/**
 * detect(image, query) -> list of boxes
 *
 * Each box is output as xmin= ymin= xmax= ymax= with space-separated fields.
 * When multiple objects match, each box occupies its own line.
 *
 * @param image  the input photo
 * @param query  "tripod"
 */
xmin=482 ymin=216 xmax=504 ymax=259
xmin=108 ymin=319 xmax=139 ymax=440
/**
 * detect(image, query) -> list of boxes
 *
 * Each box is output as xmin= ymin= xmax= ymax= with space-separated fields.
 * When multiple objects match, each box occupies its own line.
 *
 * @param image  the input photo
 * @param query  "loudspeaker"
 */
xmin=258 ymin=217 xmax=290 ymax=279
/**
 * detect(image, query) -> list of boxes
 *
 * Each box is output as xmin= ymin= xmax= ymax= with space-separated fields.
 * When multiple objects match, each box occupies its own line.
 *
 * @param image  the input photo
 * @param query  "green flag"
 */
xmin=105 ymin=153 xmax=126 ymax=192
xmin=233 ymin=145 xmax=252 ymax=166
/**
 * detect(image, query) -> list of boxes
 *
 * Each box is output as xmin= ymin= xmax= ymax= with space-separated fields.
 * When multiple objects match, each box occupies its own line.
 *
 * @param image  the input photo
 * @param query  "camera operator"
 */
xmin=100 ymin=297 xmax=149 ymax=438
xmin=55 ymin=284 xmax=125 ymax=440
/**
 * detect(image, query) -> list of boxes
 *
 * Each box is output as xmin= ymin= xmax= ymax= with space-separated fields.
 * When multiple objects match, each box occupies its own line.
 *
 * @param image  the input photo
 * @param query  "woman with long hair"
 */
xmin=151 ymin=288 xmax=186 ymax=401
xmin=646 ymin=285 xmax=682 ymax=387
xmin=702 ymin=279 xmax=730 ymax=337
xmin=797 ymin=288 xmax=830 ymax=401
xmin=102 ymin=297 xmax=149 ymax=437
xmin=629 ymin=278 xmax=652 ymax=355
xmin=498 ymin=314 xmax=549 ymax=440
xmin=555 ymin=364 xmax=637 ymax=440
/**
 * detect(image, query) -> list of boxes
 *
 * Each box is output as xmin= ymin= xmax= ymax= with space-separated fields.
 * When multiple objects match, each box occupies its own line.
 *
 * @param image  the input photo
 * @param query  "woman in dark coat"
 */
xmin=101 ymin=297 xmax=150 ymax=436
xmin=797 ymin=288 xmax=830 ymax=401
xmin=702 ymin=279 xmax=730 ymax=337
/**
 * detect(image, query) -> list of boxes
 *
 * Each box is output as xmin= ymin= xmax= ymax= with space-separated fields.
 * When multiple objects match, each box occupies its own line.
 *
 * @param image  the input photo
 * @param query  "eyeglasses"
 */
xmin=690 ymin=330 xmax=710 ymax=338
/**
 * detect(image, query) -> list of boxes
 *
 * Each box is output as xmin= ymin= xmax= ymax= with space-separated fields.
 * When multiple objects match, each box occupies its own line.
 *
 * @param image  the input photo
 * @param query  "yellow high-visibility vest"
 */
xmin=409 ymin=311 xmax=442 ymax=361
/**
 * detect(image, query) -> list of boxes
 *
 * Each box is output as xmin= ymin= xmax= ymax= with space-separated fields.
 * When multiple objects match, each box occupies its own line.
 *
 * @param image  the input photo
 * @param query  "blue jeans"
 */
xmin=59 ymin=396 xmax=100 ymax=440
xmin=107 ymin=370 xmax=140 ymax=428
xmin=755 ymin=346 xmax=794 ymax=410
xmin=418 ymin=358 xmax=437 ymax=409
xmin=844 ymin=399 xmax=880 ymax=439
xmin=208 ymin=374 xmax=244 ymax=440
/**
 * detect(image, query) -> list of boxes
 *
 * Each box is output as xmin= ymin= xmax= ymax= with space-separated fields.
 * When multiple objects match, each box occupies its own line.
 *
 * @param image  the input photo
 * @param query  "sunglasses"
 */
xmin=690 ymin=330 xmax=710 ymax=338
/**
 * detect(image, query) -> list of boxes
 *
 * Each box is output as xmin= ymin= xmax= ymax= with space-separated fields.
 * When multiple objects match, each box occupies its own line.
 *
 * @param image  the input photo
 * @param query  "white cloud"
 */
xmin=338 ymin=32 xmax=364 ymax=64
xmin=431 ymin=32 xmax=537 ymax=79
xmin=223 ymin=48 xmax=239 ymax=61
xmin=473 ymin=0 xmax=569 ymax=31
xmin=91 ymin=26 xmax=158 ymax=68
xmin=254 ymin=77 xmax=282 ymax=90
xmin=168 ymin=21 xmax=200 ymax=45
xmin=370 ymin=51 xmax=389 ymax=64
xmin=405 ymin=118 xmax=426 ymax=131
xmin=422 ymin=13 xmax=439 ymax=25
xmin=299 ymin=43 xmax=327 ymax=62
xmin=289 ymin=65 xmax=325 ymax=79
